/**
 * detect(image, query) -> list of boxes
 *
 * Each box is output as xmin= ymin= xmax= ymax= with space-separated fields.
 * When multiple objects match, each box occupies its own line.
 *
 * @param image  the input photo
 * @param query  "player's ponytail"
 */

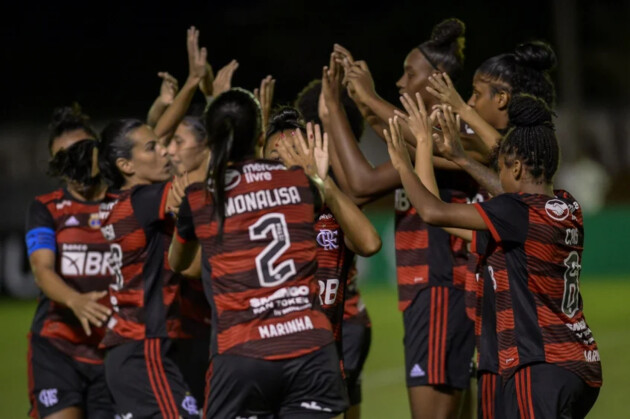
xmin=205 ymin=88 xmax=262 ymax=239
xmin=497 ymin=94 xmax=559 ymax=183
xmin=99 ymin=119 xmax=144 ymax=190
xmin=476 ymin=40 xmax=557 ymax=107
xmin=418 ymin=18 xmax=466 ymax=80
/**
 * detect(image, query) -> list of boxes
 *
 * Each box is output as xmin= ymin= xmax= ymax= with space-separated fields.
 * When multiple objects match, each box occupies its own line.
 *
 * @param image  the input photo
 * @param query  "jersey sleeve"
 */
xmin=131 ymin=182 xmax=171 ymax=228
xmin=471 ymin=230 xmax=492 ymax=255
xmin=25 ymin=199 xmax=56 ymax=256
xmin=175 ymin=195 xmax=197 ymax=243
xmin=474 ymin=193 xmax=529 ymax=245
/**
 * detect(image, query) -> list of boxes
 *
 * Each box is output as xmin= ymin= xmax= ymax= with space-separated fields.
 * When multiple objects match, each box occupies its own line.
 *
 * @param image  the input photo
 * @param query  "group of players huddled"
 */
xmin=25 ymin=18 xmax=602 ymax=419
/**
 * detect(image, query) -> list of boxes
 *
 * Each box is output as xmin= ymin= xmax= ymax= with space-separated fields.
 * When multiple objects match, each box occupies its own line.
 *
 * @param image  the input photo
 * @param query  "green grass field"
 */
xmin=1 ymin=278 xmax=628 ymax=418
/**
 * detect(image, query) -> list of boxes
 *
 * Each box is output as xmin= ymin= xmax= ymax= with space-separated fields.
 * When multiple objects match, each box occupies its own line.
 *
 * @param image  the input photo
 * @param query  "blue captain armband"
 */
xmin=26 ymin=227 xmax=56 ymax=256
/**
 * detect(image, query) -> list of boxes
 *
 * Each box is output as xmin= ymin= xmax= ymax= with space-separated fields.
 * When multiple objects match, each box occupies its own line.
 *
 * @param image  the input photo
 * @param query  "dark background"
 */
xmin=3 ymin=0 xmax=627 ymax=124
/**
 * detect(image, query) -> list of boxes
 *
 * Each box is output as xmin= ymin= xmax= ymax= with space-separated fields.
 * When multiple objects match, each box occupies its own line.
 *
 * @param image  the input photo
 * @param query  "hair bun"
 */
xmin=430 ymin=18 xmax=466 ymax=47
xmin=50 ymin=103 xmax=89 ymax=129
xmin=268 ymin=107 xmax=302 ymax=126
xmin=514 ymin=41 xmax=557 ymax=72
xmin=508 ymin=94 xmax=554 ymax=128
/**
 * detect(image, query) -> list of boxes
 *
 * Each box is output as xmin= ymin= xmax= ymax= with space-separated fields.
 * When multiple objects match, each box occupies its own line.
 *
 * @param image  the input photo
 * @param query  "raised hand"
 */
xmin=213 ymin=60 xmax=239 ymax=97
xmin=394 ymin=92 xmax=434 ymax=145
xmin=384 ymin=116 xmax=413 ymax=172
xmin=322 ymin=53 xmax=343 ymax=105
xmin=345 ymin=60 xmax=376 ymax=105
xmin=277 ymin=123 xmax=329 ymax=180
xmin=199 ymin=62 xmax=215 ymax=97
xmin=433 ymin=105 xmax=466 ymax=162
xmin=426 ymin=72 xmax=467 ymax=112
xmin=67 ymin=290 xmax=111 ymax=336
xmin=186 ymin=26 xmax=208 ymax=82
xmin=157 ymin=72 xmax=179 ymax=105
xmin=254 ymin=75 xmax=276 ymax=130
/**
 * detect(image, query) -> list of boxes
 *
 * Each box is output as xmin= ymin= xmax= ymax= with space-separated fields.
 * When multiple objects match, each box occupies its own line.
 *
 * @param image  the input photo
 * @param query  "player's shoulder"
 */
xmin=34 ymin=188 xmax=66 ymax=206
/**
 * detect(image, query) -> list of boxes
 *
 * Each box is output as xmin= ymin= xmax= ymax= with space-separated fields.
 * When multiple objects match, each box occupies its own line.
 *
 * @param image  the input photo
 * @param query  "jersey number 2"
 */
xmin=249 ymin=213 xmax=297 ymax=287
xmin=562 ymin=251 xmax=581 ymax=318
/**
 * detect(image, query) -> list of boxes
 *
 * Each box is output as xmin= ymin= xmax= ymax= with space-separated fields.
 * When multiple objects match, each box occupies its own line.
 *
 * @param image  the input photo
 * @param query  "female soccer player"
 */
xmin=386 ymin=94 xmax=602 ymax=419
xmin=295 ymin=80 xmax=375 ymax=419
xmin=423 ymin=40 xmax=557 ymax=419
xmin=25 ymin=105 xmax=114 ymax=419
xmin=169 ymin=88 xmax=349 ymax=418
xmin=324 ymin=19 xmax=479 ymax=418
xmin=264 ymin=108 xmax=381 ymax=410
xmin=95 ymin=27 xmax=209 ymax=419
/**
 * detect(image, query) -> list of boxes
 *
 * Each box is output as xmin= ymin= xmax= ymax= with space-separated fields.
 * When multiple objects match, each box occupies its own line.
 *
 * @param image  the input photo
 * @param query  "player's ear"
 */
xmin=116 ymin=157 xmax=134 ymax=177
xmin=512 ymin=159 xmax=523 ymax=181
xmin=495 ymin=89 xmax=510 ymax=111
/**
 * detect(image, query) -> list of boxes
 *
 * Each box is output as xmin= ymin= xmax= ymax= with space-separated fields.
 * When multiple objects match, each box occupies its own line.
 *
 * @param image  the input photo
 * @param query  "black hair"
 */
xmin=99 ymin=119 xmax=144 ymax=189
xmin=264 ymin=106 xmax=305 ymax=145
xmin=181 ymin=115 xmax=208 ymax=145
xmin=496 ymin=94 xmax=559 ymax=183
xmin=207 ymin=88 xmax=262 ymax=239
xmin=48 ymin=103 xmax=98 ymax=152
xmin=476 ymin=41 xmax=557 ymax=107
xmin=418 ymin=18 xmax=466 ymax=80
xmin=47 ymin=139 xmax=100 ymax=186
xmin=294 ymin=79 xmax=365 ymax=141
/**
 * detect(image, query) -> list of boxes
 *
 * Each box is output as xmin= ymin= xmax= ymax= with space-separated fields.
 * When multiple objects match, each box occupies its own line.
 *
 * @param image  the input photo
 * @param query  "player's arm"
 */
xmin=385 ymin=115 xmax=487 ymax=231
xmin=432 ymin=106 xmax=504 ymax=197
xmin=180 ymin=247 xmax=202 ymax=279
xmin=154 ymin=26 xmax=207 ymax=143
xmin=26 ymin=201 xmax=110 ymax=336
xmin=168 ymin=194 xmax=201 ymax=273
xmin=398 ymin=93 xmax=474 ymax=242
xmin=323 ymin=177 xmax=382 ymax=256
xmin=147 ymin=72 xmax=179 ymax=128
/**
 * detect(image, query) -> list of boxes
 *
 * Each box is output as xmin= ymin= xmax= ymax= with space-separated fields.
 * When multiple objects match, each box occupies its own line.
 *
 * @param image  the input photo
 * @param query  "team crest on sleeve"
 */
xmin=545 ymin=199 xmax=570 ymax=221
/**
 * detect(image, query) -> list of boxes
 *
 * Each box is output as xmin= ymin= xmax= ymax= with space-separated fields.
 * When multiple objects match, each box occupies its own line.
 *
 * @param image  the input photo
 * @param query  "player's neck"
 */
xmin=66 ymin=182 xmax=108 ymax=202
xmin=519 ymin=181 xmax=554 ymax=197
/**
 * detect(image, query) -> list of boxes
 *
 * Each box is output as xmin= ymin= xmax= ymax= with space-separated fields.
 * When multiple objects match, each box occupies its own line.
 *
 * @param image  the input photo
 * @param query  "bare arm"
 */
xmin=385 ymin=116 xmax=487 ymax=230
xmin=154 ymin=27 xmax=207 ymax=142
xmin=323 ymin=177 xmax=381 ymax=256
xmin=180 ymin=247 xmax=202 ymax=279
xmin=169 ymin=236 xmax=199 ymax=273
xmin=30 ymin=249 xmax=111 ymax=336
xmin=147 ymin=72 xmax=179 ymax=127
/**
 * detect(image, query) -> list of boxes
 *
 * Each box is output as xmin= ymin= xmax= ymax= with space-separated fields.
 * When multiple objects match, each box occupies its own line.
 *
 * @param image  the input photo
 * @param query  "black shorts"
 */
xmin=205 ymin=343 xmax=349 ymax=418
xmin=503 ymin=363 xmax=600 ymax=419
xmin=477 ymin=371 xmax=506 ymax=419
xmin=105 ymin=338 xmax=199 ymax=419
xmin=403 ymin=286 xmax=475 ymax=389
xmin=342 ymin=321 xmax=372 ymax=406
xmin=27 ymin=333 xmax=114 ymax=419
xmin=174 ymin=334 xmax=210 ymax=405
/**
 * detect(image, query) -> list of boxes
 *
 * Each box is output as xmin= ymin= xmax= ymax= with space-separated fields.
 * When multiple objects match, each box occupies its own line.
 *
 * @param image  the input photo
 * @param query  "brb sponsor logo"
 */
xmin=60 ymin=244 xmax=115 ymax=276
xmin=395 ymin=188 xmax=410 ymax=212
xmin=316 ymin=229 xmax=338 ymax=250
xmin=318 ymin=279 xmax=339 ymax=306
xmin=38 ymin=388 xmax=58 ymax=408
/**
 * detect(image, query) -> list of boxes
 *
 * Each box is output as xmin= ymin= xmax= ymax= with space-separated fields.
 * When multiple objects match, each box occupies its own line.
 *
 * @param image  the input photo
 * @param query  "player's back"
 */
xmin=184 ymin=159 xmax=334 ymax=360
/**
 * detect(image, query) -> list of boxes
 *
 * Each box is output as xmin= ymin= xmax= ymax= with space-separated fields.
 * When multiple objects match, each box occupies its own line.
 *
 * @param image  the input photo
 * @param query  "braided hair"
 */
xmin=495 ymin=94 xmax=559 ymax=183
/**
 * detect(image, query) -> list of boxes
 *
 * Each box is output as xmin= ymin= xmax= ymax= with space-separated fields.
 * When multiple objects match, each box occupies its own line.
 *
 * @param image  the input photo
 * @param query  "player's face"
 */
xmin=128 ymin=125 xmax=172 ymax=184
xmin=263 ymin=130 xmax=293 ymax=162
xmin=468 ymin=73 xmax=508 ymax=130
xmin=167 ymin=123 xmax=208 ymax=175
xmin=50 ymin=128 xmax=95 ymax=157
xmin=396 ymin=49 xmax=438 ymax=106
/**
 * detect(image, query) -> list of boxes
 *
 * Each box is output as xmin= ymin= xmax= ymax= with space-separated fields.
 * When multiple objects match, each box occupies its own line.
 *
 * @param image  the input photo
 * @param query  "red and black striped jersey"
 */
xmin=177 ymin=276 xmax=212 ymax=339
xmin=394 ymin=176 xmax=477 ymax=311
xmin=99 ymin=183 xmax=182 ymax=347
xmin=464 ymin=191 xmax=490 ymax=323
xmin=343 ymin=259 xmax=370 ymax=326
xmin=470 ymin=230 xmax=500 ymax=374
xmin=25 ymin=188 xmax=114 ymax=363
xmin=474 ymin=190 xmax=602 ymax=387
xmin=314 ymin=207 xmax=354 ymax=349
xmin=176 ymin=159 xmax=334 ymax=360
